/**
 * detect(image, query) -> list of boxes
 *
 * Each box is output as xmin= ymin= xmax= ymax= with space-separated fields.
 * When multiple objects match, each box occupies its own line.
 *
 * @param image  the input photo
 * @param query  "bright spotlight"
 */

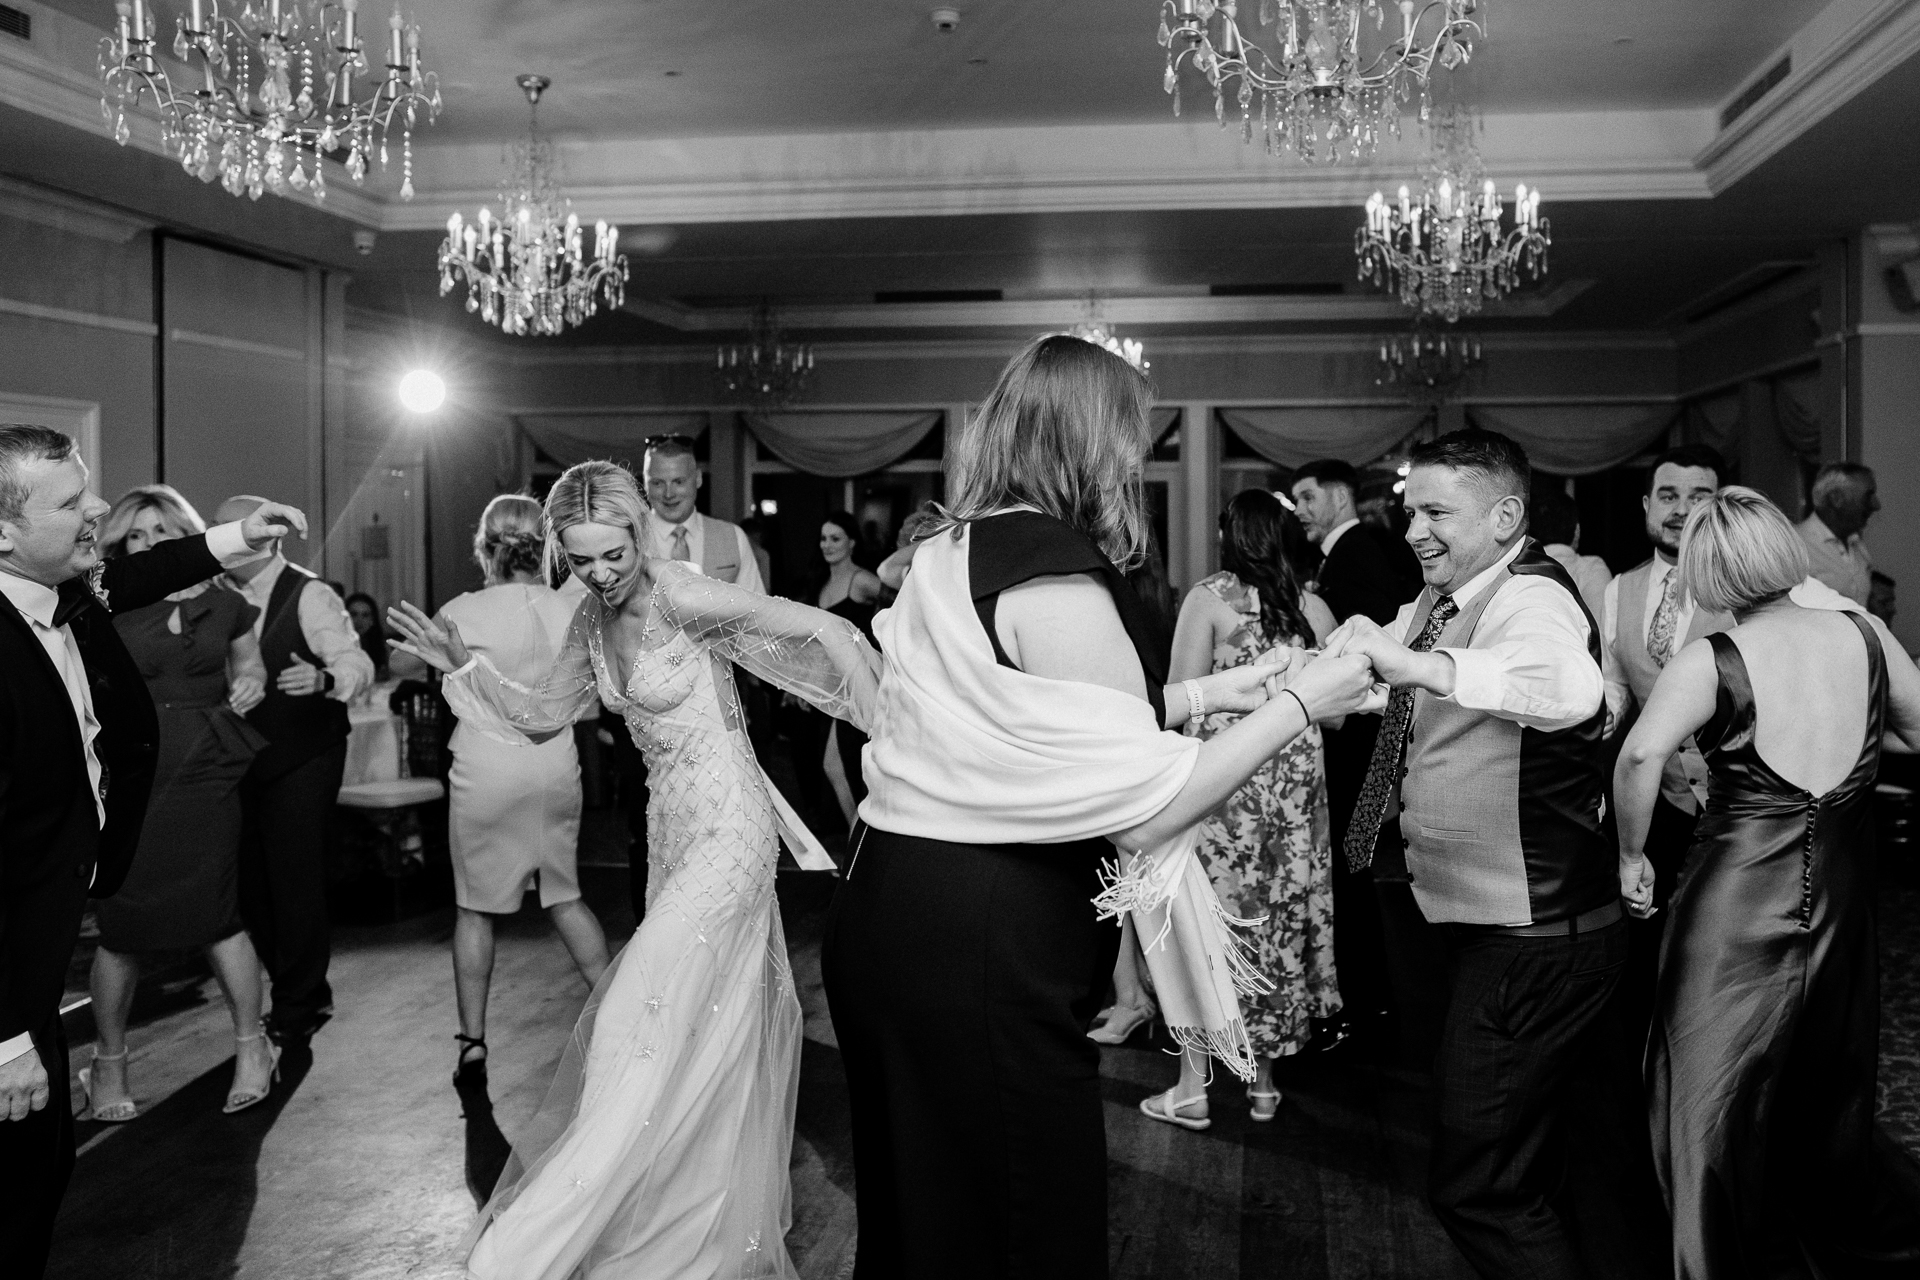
xmin=398 ymin=369 xmax=447 ymax=413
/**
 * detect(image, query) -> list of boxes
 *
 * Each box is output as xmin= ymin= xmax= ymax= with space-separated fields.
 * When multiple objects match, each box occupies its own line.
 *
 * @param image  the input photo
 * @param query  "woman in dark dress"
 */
xmin=821 ymin=334 xmax=1375 ymax=1278
xmin=814 ymin=511 xmax=883 ymax=819
xmin=81 ymin=486 xmax=278 ymax=1122
xmin=1615 ymin=486 xmax=1920 ymax=1279
xmin=345 ymin=590 xmax=391 ymax=681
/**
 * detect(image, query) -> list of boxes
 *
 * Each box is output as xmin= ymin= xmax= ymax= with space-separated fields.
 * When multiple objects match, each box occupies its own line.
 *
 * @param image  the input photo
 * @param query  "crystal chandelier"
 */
xmin=1353 ymin=104 xmax=1548 ymax=321
xmin=1376 ymin=314 xmax=1483 ymax=399
xmin=1157 ymin=0 xmax=1484 ymax=164
xmin=1068 ymin=322 xmax=1150 ymax=372
xmin=438 ymin=77 xmax=629 ymax=338
xmin=98 ymin=0 xmax=440 ymax=202
xmin=717 ymin=300 xmax=815 ymax=407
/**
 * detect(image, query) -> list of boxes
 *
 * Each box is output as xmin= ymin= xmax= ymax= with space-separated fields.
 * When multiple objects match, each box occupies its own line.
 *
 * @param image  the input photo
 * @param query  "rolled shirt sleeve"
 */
xmin=1598 ymin=574 xmax=1631 ymax=729
xmin=1437 ymin=577 xmax=1604 ymax=732
xmin=298 ymin=580 xmax=376 ymax=702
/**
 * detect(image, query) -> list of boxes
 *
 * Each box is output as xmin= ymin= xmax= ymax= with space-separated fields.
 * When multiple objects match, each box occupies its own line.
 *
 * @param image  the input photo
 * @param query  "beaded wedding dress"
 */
xmin=445 ymin=562 xmax=876 ymax=1280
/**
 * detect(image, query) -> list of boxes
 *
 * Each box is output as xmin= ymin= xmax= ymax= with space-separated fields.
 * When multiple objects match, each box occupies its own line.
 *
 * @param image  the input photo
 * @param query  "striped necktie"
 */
xmin=1343 ymin=594 xmax=1458 ymax=873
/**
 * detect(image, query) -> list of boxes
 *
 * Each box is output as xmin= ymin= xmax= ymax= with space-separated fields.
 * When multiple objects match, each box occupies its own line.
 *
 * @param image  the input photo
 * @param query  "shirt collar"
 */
xmin=1445 ymin=539 xmax=1527 ymax=611
xmin=1319 ymin=517 xmax=1361 ymax=554
xmin=649 ymin=508 xmax=695 ymax=536
xmin=0 ymin=569 xmax=60 ymax=627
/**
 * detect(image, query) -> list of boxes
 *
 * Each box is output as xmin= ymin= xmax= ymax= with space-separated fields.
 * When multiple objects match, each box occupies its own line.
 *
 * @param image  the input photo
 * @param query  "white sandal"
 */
xmin=1139 ymin=1087 xmax=1211 ymax=1131
xmin=80 ymin=1048 xmax=138 ymax=1123
xmin=224 ymin=1031 xmax=283 ymax=1115
xmin=1247 ymin=1087 xmax=1283 ymax=1122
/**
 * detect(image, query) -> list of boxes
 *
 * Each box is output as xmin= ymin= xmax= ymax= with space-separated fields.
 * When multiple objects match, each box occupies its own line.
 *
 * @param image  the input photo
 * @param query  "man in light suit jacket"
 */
xmin=1333 ymin=429 xmax=1623 ymax=1280
xmin=0 ymin=425 xmax=305 ymax=1277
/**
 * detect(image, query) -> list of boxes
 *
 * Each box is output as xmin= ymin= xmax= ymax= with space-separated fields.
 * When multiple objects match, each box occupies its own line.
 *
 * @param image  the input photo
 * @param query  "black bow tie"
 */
xmin=52 ymin=579 xmax=101 ymax=630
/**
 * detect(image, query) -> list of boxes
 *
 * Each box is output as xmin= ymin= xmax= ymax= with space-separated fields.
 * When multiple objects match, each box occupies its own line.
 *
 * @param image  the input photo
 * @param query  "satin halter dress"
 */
xmin=1650 ymin=610 xmax=1920 ymax=1279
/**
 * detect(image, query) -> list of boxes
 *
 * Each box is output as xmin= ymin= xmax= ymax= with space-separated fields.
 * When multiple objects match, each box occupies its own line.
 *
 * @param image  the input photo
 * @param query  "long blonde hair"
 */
xmin=542 ymin=460 xmax=648 ymax=582
xmin=101 ymin=483 xmax=206 ymax=558
xmin=941 ymin=333 xmax=1154 ymax=568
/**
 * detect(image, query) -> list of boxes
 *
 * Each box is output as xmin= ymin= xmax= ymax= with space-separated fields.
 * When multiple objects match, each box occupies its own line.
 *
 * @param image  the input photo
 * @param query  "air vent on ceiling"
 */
xmin=1720 ymin=54 xmax=1790 ymax=130
xmin=1209 ymin=282 xmax=1344 ymax=297
xmin=0 ymin=3 xmax=31 ymax=40
xmin=874 ymin=289 xmax=1003 ymax=303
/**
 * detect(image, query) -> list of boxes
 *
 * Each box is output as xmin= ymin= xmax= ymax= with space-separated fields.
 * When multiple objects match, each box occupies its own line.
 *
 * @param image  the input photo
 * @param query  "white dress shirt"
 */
xmin=1318 ymin=517 xmax=1361 ymax=555
xmin=642 ymin=509 xmax=767 ymax=596
xmin=1797 ymin=513 xmax=1872 ymax=606
xmin=224 ymin=555 xmax=374 ymax=701
xmin=0 ymin=521 xmax=253 ymax=1069
xmin=1387 ymin=541 xmax=1604 ymax=733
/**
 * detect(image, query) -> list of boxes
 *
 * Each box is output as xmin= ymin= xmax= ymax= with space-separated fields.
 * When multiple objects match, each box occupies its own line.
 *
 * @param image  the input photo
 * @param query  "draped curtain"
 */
xmin=1217 ymin=406 xmax=1429 ymax=469
xmin=515 ymin=412 xmax=709 ymax=469
xmin=1464 ymin=404 xmax=1679 ymax=476
xmin=743 ymin=410 xmax=942 ymax=478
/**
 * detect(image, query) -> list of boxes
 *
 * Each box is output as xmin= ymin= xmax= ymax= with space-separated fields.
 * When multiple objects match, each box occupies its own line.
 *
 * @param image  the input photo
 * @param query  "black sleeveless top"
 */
xmin=967 ymin=511 xmax=1169 ymax=728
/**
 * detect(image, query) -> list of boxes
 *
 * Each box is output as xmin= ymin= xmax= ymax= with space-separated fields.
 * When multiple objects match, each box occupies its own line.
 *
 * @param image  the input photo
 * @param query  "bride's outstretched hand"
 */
xmin=386 ymin=602 xmax=471 ymax=674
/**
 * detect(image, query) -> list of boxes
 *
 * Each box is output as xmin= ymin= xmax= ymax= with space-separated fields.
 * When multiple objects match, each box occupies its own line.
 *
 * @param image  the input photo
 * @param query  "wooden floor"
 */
xmin=45 ymin=824 xmax=1920 ymax=1280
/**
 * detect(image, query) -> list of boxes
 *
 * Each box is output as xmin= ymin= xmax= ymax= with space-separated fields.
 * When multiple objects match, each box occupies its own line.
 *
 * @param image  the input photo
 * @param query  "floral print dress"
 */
xmin=1185 ymin=571 xmax=1341 ymax=1057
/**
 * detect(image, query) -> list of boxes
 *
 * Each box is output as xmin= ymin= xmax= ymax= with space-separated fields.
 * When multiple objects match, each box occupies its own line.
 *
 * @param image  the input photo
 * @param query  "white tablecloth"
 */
xmin=343 ymin=681 xmax=404 ymax=788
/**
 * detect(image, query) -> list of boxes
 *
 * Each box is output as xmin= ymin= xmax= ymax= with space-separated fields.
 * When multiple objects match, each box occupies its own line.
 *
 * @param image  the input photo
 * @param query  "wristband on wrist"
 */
xmin=1183 ymin=679 xmax=1206 ymax=724
xmin=1280 ymin=687 xmax=1309 ymax=724
xmin=320 ymin=669 xmax=336 ymax=695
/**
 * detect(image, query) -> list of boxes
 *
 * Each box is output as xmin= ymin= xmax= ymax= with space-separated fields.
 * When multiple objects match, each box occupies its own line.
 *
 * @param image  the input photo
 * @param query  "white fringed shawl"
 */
xmin=864 ymin=523 xmax=1269 ymax=1079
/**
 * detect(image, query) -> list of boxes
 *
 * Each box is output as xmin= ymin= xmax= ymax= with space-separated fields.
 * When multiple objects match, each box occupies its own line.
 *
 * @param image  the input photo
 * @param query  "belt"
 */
xmin=1451 ymin=898 xmax=1624 ymax=938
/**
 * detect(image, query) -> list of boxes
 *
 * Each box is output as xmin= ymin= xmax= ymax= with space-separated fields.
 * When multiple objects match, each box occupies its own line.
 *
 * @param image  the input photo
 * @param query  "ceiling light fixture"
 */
xmin=397 ymin=368 xmax=445 ymax=412
xmin=1353 ymin=103 xmax=1548 ymax=321
xmin=98 ymin=0 xmax=440 ymax=202
xmin=1375 ymin=314 xmax=1483 ymax=399
xmin=438 ymin=75 xmax=629 ymax=337
xmin=717 ymin=300 xmax=816 ymax=407
xmin=1157 ymin=0 xmax=1483 ymax=164
xmin=1068 ymin=296 xmax=1149 ymax=371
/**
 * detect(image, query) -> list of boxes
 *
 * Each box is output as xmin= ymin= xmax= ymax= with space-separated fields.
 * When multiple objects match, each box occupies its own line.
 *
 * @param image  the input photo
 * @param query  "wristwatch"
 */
xmin=320 ymin=669 xmax=336 ymax=695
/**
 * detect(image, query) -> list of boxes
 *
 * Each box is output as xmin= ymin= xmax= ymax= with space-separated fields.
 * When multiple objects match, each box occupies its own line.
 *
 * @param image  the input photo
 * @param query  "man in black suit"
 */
xmin=1291 ymin=459 xmax=1424 ymax=1056
xmin=0 ymin=425 xmax=306 ymax=1277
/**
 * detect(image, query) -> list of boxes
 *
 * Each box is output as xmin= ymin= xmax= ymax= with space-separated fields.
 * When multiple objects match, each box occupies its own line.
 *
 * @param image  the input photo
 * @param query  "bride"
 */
xmin=388 ymin=460 xmax=875 ymax=1279
xmin=389 ymin=459 xmax=1289 ymax=1277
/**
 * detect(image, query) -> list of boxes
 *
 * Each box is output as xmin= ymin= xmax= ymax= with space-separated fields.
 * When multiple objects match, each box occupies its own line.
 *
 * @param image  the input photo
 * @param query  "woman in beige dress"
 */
xmin=420 ymin=495 xmax=611 ymax=1082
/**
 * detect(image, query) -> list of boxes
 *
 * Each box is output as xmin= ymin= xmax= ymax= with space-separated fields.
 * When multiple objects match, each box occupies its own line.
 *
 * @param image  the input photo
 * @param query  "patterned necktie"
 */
xmin=1343 ymin=594 xmax=1458 ymax=873
xmin=1646 ymin=569 xmax=1681 ymax=667
xmin=670 ymin=525 xmax=691 ymax=562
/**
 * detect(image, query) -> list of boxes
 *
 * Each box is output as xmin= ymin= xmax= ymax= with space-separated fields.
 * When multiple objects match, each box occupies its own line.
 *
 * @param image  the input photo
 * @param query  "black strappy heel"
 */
xmin=453 ymin=1033 xmax=488 ymax=1087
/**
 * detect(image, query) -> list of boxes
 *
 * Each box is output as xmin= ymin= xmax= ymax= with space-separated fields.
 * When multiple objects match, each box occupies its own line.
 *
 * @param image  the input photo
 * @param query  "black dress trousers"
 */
xmin=822 ymin=828 xmax=1121 ymax=1280
xmin=239 ymin=739 xmax=347 ymax=1037
xmin=0 ymin=1022 xmax=73 ymax=1279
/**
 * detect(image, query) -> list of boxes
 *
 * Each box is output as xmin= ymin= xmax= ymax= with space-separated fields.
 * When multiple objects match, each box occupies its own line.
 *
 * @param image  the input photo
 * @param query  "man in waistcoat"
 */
xmin=1331 ymin=428 xmax=1623 ymax=1280
xmin=217 ymin=495 xmax=375 ymax=1048
xmin=606 ymin=438 xmax=767 ymax=922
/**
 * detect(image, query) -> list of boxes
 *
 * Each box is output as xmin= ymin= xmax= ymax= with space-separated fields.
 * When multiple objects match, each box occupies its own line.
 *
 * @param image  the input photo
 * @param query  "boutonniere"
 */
xmin=87 ymin=562 xmax=110 ymax=613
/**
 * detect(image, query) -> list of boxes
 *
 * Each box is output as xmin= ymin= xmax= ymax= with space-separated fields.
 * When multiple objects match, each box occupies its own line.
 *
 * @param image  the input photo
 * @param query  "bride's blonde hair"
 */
xmin=542 ymin=460 xmax=649 ymax=582
xmin=940 ymin=333 xmax=1153 ymax=568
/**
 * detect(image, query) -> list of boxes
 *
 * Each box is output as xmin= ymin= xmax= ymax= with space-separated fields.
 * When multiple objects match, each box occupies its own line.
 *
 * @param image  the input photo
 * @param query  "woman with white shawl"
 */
xmin=833 ymin=334 xmax=1374 ymax=1278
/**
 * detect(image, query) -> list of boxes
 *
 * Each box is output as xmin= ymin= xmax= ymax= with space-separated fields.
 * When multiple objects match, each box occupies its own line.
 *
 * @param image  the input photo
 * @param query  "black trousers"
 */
xmin=0 ymin=1021 xmax=72 ymax=1279
xmin=822 ymin=828 xmax=1120 ymax=1280
xmin=1429 ymin=916 xmax=1629 ymax=1280
xmin=239 ymin=741 xmax=346 ymax=1036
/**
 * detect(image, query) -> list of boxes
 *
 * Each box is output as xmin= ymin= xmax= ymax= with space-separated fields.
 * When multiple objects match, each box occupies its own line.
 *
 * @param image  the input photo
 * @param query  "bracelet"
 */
xmin=1183 ymin=679 xmax=1206 ymax=724
xmin=1280 ymin=687 xmax=1309 ymax=723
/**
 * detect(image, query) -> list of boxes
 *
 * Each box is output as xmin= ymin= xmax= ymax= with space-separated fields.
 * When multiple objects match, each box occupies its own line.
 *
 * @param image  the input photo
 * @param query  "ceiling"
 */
xmin=12 ymin=0 xmax=1919 ymax=345
xmin=39 ymin=0 xmax=1815 ymax=143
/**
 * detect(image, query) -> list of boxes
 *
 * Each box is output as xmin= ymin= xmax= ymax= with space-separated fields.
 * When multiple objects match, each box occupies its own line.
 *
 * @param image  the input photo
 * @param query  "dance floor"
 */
xmin=46 ymin=809 xmax=1920 ymax=1280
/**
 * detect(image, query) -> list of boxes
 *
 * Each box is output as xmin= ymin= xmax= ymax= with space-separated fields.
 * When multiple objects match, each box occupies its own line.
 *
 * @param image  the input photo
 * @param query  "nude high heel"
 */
xmin=80 ymin=1048 xmax=138 ymax=1123
xmin=224 ymin=1031 xmax=283 ymax=1114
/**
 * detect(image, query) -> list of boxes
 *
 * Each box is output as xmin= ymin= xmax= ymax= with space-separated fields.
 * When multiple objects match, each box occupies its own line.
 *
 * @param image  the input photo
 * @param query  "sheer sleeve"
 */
xmin=442 ymin=597 xmax=602 ymax=740
xmin=655 ymin=563 xmax=882 ymax=735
